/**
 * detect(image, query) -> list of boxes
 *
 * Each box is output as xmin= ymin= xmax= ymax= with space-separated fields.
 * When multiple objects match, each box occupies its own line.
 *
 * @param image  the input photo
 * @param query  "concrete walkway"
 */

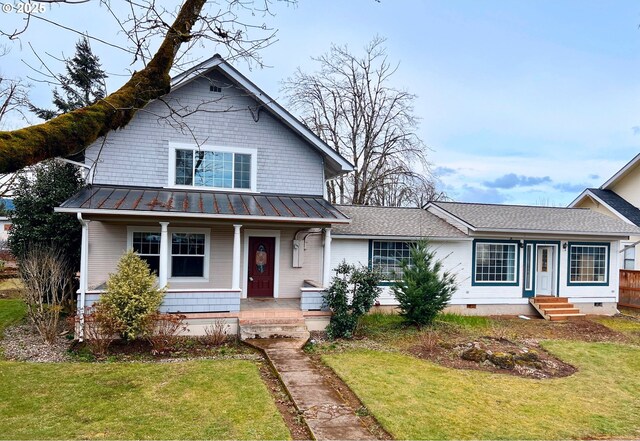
xmin=249 ymin=338 xmax=377 ymax=440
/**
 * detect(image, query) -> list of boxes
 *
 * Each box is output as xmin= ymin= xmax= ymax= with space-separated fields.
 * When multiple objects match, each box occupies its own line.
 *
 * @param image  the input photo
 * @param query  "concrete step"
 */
xmin=239 ymin=320 xmax=310 ymax=341
xmin=548 ymin=313 xmax=587 ymax=321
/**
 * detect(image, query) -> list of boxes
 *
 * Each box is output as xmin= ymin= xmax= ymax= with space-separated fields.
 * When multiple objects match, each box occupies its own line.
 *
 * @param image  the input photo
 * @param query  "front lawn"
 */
xmin=0 ymin=359 xmax=290 ymax=440
xmin=323 ymin=339 xmax=640 ymax=440
xmin=0 ymin=299 xmax=26 ymax=335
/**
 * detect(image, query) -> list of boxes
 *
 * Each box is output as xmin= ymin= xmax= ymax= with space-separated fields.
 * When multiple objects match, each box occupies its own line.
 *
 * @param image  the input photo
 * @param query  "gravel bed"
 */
xmin=1 ymin=325 xmax=71 ymax=362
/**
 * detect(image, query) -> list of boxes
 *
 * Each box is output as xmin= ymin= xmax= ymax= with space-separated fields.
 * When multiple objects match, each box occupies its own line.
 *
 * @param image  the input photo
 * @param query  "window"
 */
xmin=524 ymin=244 xmax=533 ymax=291
xmin=171 ymin=145 xmax=255 ymax=190
xmin=474 ymin=242 xmax=517 ymax=284
xmin=132 ymin=232 xmax=161 ymax=275
xmin=623 ymin=245 xmax=635 ymax=270
xmin=171 ymin=233 xmax=206 ymax=278
xmin=569 ymin=244 xmax=608 ymax=284
xmin=371 ymin=241 xmax=412 ymax=280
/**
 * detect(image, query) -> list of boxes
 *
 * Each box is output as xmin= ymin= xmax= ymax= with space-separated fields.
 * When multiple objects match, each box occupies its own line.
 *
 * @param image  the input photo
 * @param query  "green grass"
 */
xmin=0 ymin=359 xmax=290 ymax=440
xmin=323 ymin=341 xmax=640 ymax=440
xmin=0 ymin=299 xmax=26 ymax=335
xmin=435 ymin=312 xmax=491 ymax=329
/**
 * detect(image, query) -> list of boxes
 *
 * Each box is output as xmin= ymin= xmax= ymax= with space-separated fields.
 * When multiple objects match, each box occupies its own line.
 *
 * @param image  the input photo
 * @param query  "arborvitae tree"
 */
xmin=8 ymin=159 xmax=84 ymax=268
xmin=30 ymin=37 xmax=107 ymax=120
xmin=392 ymin=240 xmax=457 ymax=326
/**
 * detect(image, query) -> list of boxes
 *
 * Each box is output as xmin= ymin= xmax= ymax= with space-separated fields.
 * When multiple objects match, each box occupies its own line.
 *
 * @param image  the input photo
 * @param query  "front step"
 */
xmin=239 ymin=319 xmax=310 ymax=341
xmin=530 ymin=297 xmax=586 ymax=321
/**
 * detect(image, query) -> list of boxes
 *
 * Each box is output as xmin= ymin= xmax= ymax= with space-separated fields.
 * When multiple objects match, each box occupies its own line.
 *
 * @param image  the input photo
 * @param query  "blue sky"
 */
xmin=1 ymin=0 xmax=639 ymax=206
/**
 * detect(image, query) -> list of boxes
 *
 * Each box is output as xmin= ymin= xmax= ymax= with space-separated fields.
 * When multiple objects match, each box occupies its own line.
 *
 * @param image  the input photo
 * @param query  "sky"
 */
xmin=0 ymin=0 xmax=639 ymax=206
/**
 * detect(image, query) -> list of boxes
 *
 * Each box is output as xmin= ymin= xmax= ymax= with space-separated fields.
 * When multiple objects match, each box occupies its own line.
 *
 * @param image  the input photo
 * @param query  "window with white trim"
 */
xmin=171 ymin=233 xmax=206 ymax=278
xmin=371 ymin=241 xmax=413 ymax=280
xmin=172 ymin=146 xmax=254 ymax=190
xmin=569 ymin=244 xmax=608 ymax=283
xmin=623 ymin=245 xmax=635 ymax=270
xmin=132 ymin=232 xmax=161 ymax=275
xmin=474 ymin=242 xmax=517 ymax=283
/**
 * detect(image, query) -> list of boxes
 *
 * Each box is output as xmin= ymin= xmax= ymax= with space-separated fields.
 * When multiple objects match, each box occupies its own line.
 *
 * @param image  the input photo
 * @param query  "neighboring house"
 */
xmin=0 ymin=198 xmax=14 ymax=244
xmin=55 ymin=55 xmax=639 ymax=336
xmin=570 ymin=153 xmax=640 ymax=271
xmin=332 ymin=203 xmax=640 ymax=317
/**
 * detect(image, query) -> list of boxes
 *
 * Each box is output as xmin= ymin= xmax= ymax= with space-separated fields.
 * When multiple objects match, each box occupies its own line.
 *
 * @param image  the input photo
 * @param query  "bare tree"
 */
xmin=0 ymin=0 xmax=281 ymax=173
xmin=283 ymin=36 xmax=439 ymax=206
xmin=19 ymin=246 xmax=74 ymax=344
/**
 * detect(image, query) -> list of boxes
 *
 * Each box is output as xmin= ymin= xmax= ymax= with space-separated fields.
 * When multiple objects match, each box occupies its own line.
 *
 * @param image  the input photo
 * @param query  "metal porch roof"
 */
xmin=57 ymin=185 xmax=350 ymax=223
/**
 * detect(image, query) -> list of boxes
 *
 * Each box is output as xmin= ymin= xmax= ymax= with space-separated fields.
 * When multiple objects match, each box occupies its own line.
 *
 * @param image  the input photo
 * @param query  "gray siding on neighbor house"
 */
xmin=81 ymin=291 xmax=241 ymax=313
xmin=85 ymin=71 xmax=325 ymax=196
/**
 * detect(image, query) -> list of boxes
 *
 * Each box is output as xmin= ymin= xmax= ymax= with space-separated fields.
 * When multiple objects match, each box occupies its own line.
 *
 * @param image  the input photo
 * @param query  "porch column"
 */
xmin=232 ymin=224 xmax=242 ymax=290
xmin=322 ymin=227 xmax=332 ymax=287
xmin=77 ymin=214 xmax=90 ymax=341
xmin=159 ymin=222 xmax=170 ymax=288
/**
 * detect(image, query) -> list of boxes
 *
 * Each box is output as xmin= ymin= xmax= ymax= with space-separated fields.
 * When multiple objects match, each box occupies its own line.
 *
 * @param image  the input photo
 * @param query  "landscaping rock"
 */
xmin=488 ymin=352 xmax=515 ymax=369
xmin=461 ymin=346 xmax=488 ymax=362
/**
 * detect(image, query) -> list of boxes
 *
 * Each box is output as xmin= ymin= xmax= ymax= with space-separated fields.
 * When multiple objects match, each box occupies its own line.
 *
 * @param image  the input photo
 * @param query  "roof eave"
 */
xmin=471 ymin=227 xmax=636 ymax=238
xmin=601 ymin=153 xmax=640 ymax=190
xmin=54 ymin=207 xmax=351 ymax=224
xmin=332 ymin=234 xmax=471 ymax=241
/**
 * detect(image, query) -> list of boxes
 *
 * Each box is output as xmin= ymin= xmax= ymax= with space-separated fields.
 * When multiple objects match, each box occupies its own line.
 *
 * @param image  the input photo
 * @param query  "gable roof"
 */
xmin=601 ymin=153 xmax=640 ymax=190
xmin=569 ymin=188 xmax=640 ymax=226
xmin=428 ymin=201 xmax=640 ymax=237
xmin=170 ymin=55 xmax=353 ymax=179
xmin=332 ymin=205 xmax=468 ymax=239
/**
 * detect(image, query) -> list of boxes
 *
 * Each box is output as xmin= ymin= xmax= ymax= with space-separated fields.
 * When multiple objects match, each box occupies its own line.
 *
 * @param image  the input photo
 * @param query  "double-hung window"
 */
xmin=131 ymin=231 xmax=161 ymax=274
xmin=171 ymin=144 xmax=255 ymax=191
xmin=171 ymin=233 xmax=206 ymax=278
xmin=371 ymin=241 xmax=413 ymax=280
xmin=623 ymin=244 xmax=635 ymax=270
xmin=568 ymin=243 xmax=608 ymax=284
xmin=473 ymin=241 xmax=518 ymax=284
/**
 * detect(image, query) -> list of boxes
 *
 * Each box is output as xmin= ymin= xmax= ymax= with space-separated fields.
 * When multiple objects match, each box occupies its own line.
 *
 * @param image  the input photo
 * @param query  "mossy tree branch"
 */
xmin=0 ymin=0 xmax=207 ymax=174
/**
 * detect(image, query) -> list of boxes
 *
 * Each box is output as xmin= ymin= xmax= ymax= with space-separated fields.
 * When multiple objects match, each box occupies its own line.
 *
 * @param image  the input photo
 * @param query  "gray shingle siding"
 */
xmin=85 ymin=71 xmax=325 ymax=196
xmin=81 ymin=292 xmax=241 ymax=313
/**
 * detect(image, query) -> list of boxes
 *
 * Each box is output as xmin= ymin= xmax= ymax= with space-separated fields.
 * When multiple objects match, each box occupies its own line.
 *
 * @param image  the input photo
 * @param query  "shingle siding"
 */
xmin=85 ymin=71 xmax=325 ymax=195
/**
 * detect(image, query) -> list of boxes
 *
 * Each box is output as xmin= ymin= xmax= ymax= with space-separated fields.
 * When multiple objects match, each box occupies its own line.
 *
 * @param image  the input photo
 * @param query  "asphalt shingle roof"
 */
xmin=432 ymin=201 xmax=640 ymax=236
xmin=587 ymin=188 xmax=640 ymax=227
xmin=332 ymin=205 xmax=467 ymax=238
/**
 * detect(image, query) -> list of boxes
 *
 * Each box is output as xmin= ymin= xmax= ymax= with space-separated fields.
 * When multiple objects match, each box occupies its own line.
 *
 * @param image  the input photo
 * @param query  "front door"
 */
xmin=536 ymin=246 xmax=554 ymax=296
xmin=247 ymin=237 xmax=275 ymax=297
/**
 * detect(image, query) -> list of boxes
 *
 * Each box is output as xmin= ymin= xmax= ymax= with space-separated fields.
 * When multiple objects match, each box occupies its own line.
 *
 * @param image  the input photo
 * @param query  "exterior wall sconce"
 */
xmin=562 ymin=242 xmax=568 ymax=250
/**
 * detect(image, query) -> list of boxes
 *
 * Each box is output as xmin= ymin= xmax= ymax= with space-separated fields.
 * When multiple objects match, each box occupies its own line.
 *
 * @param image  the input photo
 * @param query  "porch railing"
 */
xmin=619 ymin=270 xmax=640 ymax=309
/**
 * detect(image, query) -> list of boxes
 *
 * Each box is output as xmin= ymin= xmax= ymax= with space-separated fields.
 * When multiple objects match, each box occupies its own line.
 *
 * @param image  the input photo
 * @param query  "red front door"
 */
xmin=247 ymin=237 xmax=275 ymax=297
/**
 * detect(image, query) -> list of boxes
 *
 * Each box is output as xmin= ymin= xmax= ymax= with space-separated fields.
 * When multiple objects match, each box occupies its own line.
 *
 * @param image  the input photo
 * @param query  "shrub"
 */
xmin=148 ymin=313 xmax=188 ymax=354
xmin=19 ymin=246 xmax=74 ymax=343
xmin=81 ymin=305 xmax=121 ymax=356
xmin=99 ymin=250 xmax=166 ymax=340
xmin=392 ymin=240 xmax=457 ymax=327
xmin=323 ymin=262 xmax=382 ymax=339
xmin=203 ymin=319 xmax=229 ymax=346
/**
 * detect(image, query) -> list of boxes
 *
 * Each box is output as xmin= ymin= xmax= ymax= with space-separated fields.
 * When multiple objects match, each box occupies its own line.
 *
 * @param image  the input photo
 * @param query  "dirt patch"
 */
xmin=410 ymin=335 xmax=577 ymax=379
xmin=306 ymin=351 xmax=393 ymax=440
xmin=257 ymin=359 xmax=312 ymax=440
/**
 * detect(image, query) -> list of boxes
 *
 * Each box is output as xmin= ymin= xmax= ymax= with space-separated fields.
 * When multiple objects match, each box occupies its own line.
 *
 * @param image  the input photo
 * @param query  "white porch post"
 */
xmin=159 ymin=222 xmax=170 ymax=288
xmin=322 ymin=227 xmax=332 ymax=287
xmin=77 ymin=214 xmax=90 ymax=341
xmin=232 ymin=224 xmax=242 ymax=290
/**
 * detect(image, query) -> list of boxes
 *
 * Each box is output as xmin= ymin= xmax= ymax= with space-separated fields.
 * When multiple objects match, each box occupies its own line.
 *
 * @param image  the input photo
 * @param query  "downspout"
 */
xmin=77 ymin=213 xmax=89 ymax=341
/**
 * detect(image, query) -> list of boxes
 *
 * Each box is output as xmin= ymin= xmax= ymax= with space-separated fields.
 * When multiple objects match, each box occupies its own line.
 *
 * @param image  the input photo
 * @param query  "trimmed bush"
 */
xmin=392 ymin=240 xmax=457 ymax=327
xmin=323 ymin=262 xmax=381 ymax=339
xmin=98 ymin=250 xmax=166 ymax=340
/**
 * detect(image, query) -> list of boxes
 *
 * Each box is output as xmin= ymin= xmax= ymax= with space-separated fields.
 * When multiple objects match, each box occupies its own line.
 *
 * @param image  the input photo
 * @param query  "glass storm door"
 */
xmin=247 ymin=237 xmax=275 ymax=297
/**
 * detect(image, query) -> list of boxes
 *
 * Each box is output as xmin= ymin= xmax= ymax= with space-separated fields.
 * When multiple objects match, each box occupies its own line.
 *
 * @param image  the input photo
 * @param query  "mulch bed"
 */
xmin=1 ymin=324 xmax=71 ymax=362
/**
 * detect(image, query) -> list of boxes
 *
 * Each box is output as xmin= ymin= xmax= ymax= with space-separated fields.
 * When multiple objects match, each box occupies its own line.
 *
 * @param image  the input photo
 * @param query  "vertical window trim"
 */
xmin=127 ymin=226 xmax=210 ymax=283
xmin=567 ymin=242 xmax=610 ymax=286
xmin=471 ymin=239 xmax=520 ymax=286
xmin=168 ymin=143 xmax=258 ymax=192
xmin=524 ymin=243 xmax=533 ymax=291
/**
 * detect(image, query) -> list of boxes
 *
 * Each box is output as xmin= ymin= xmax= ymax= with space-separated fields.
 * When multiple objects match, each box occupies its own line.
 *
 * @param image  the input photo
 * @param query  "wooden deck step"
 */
xmin=541 ymin=308 xmax=581 ymax=315
xmin=548 ymin=313 xmax=587 ymax=321
xmin=530 ymin=297 xmax=585 ymax=321
xmin=532 ymin=297 xmax=569 ymax=304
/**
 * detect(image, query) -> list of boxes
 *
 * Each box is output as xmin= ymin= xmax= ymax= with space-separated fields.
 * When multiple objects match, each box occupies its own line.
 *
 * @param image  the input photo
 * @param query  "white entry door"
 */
xmin=536 ymin=246 xmax=554 ymax=296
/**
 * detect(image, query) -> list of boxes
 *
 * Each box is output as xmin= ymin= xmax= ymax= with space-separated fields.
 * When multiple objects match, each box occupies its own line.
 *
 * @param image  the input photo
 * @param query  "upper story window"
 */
xmin=169 ymin=144 xmax=257 ymax=192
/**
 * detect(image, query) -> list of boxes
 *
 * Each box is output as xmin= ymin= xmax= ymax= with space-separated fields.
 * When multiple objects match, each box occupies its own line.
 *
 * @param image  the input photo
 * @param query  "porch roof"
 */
xmin=56 ymin=185 xmax=350 ymax=224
